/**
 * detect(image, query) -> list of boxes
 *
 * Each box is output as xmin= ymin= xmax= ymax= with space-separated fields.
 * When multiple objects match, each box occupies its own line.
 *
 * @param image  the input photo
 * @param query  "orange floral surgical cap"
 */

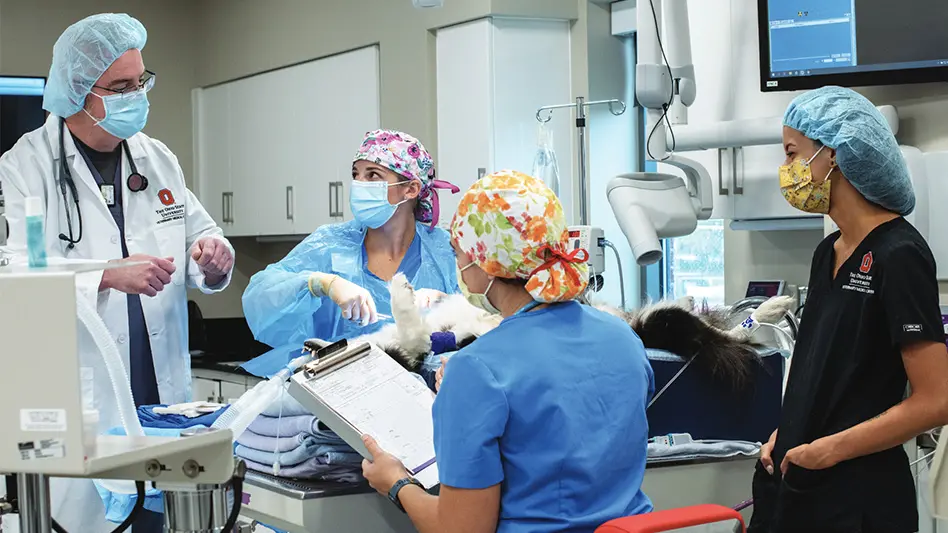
xmin=450 ymin=170 xmax=589 ymax=303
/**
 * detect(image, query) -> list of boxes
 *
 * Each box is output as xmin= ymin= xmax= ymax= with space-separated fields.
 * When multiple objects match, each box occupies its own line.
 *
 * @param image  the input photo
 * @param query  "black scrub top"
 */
xmin=749 ymin=217 xmax=945 ymax=533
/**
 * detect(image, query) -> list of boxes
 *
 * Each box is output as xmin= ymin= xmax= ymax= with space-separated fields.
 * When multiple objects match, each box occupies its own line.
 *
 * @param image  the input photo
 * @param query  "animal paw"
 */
xmin=751 ymin=295 xmax=796 ymax=324
xmin=390 ymin=272 xmax=415 ymax=299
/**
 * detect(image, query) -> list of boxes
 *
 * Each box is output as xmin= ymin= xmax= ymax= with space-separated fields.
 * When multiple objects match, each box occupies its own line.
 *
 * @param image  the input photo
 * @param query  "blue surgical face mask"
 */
xmin=85 ymin=89 xmax=150 ymax=140
xmin=350 ymin=181 xmax=410 ymax=229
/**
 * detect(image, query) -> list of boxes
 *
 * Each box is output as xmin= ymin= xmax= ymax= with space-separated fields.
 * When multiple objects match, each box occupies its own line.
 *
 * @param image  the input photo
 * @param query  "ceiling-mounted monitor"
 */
xmin=758 ymin=0 xmax=948 ymax=92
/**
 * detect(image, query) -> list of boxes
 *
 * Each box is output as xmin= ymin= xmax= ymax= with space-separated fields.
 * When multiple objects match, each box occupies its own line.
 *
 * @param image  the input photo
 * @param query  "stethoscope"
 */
xmin=57 ymin=118 xmax=149 ymax=249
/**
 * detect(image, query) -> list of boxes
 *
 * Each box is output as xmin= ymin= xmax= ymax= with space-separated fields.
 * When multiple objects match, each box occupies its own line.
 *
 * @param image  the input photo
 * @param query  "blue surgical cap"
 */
xmin=43 ymin=13 xmax=147 ymax=118
xmin=783 ymin=86 xmax=914 ymax=216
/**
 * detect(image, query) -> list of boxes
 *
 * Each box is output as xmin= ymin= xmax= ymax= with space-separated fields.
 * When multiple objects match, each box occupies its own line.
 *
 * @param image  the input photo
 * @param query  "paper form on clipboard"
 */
xmin=288 ymin=342 xmax=440 ymax=489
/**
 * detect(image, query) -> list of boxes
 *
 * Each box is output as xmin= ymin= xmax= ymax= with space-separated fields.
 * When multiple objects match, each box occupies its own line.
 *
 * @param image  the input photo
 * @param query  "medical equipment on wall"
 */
xmin=745 ymin=280 xmax=785 ymax=299
xmin=532 ymin=123 xmax=561 ymax=197
xmin=612 ymin=0 xmax=902 ymax=261
xmin=0 ymin=263 xmax=241 ymax=533
xmin=607 ymin=171 xmax=711 ymax=265
xmin=567 ymin=225 xmax=628 ymax=309
xmin=567 ymin=225 xmax=605 ymax=274
xmin=56 ymin=118 xmax=150 ymax=249
xmin=536 ymin=97 xmax=627 ymax=226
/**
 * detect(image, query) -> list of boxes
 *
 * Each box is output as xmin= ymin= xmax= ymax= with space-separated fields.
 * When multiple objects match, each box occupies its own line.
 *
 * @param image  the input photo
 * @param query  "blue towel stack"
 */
xmin=235 ymin=393 xmax=363 ymax=482
xmin=137 ymin=404 xmax=228 ymax=429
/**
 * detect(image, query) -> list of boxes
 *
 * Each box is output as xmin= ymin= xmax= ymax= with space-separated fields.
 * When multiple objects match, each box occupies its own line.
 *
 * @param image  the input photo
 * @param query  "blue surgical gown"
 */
xmin=241 ymin=220 xmax=458 ymax=376
xmin=433 ymin=301 xmax=655 ymax=533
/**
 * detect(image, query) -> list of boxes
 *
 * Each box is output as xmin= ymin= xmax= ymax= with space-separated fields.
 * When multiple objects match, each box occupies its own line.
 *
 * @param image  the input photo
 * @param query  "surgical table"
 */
xmin=237 ymin=455 xmax=757 ymax=532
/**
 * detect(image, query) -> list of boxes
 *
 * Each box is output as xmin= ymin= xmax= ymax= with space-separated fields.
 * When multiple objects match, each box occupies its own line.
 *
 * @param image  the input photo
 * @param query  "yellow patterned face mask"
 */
xmin=779 ymin=145 xmax=832 ymax=214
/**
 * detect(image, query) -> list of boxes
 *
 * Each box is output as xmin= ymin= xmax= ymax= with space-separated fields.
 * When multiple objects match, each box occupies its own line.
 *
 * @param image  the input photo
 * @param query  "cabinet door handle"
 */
xmin=329 ymin=181 xmax=344 ymax=217
xmin=717 ymin=149 xmax=728 ymax=195
xmin=228 ymin=192 xmax=234 ymax=223
xmin=733 ymin=147 xmax=744 ymax=195
xmin=286 ymin=186 xmax=294 ymax=221
xmin=335 ymin=181 xmax=343 ymax=217
xmin=222 ymin=192 xmax=233 ymax=223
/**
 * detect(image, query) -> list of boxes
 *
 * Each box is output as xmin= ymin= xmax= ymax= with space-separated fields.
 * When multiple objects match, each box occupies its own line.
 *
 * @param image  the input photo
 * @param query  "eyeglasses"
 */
xmin=93 ymin=70 xmax=156 ymax=99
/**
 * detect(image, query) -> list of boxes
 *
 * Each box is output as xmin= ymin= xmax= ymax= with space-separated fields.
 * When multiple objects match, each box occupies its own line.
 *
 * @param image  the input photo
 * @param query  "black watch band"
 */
xmin=388 ymin=477 xmax=424 ymax=512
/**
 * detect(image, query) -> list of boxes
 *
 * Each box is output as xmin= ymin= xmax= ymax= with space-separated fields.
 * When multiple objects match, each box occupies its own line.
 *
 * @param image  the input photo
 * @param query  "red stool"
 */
xmin=596 ymin=504 xmax=746 ymax=533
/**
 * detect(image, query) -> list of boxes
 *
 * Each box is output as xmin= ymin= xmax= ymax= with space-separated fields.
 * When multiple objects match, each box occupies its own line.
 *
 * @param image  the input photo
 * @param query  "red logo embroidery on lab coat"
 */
xmin=860 ymin=252 xmax=874 ymax=274
xmin=158 ymin=189 xmax=175 ymax=206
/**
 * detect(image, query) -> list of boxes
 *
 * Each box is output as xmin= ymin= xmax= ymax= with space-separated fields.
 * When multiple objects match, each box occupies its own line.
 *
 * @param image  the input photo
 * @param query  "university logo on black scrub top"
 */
xmin=843 ymin=251 xmax=876 ymax=295
xmin=859 ymin=252 xmax=874 ymax=274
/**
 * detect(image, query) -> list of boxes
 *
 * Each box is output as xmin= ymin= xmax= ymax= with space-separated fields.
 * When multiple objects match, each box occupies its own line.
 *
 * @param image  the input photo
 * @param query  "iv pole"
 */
xmin=536 ymin=96 xmax=627 ymax=225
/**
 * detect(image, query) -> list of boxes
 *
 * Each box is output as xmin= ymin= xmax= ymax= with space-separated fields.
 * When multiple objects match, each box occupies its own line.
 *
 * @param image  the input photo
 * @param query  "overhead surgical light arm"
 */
xmin=611 ymin=0 xmax=898 ymax=264
xmin=605 ymin=0 xmax=709 ymax=266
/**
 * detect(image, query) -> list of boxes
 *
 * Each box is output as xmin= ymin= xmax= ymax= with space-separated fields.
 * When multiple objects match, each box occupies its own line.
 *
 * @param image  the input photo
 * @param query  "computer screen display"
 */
xmin=746 ymin=281 xmax=785 ymax=298
xmin=758 ymin=0 xmax=948 ymax=91
xmin=0 ymin=76 xmax=46 ymax=227
xmin=0 ymin=76 xmax=46 ymax=158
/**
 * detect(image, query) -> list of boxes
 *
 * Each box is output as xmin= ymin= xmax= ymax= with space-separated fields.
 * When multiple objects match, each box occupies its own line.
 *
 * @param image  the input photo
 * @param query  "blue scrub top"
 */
xmin=363 ymin=233 xmax=422 ymax=283
xmin=241 ymin=219 xmax=458 ymax=378
xmin=433 ymin=301 xmax=654 ymax=533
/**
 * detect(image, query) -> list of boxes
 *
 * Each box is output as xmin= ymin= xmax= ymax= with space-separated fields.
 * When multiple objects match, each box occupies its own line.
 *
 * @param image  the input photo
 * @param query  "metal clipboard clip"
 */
xmin=300 ymin=339 xmax=373 ymax=379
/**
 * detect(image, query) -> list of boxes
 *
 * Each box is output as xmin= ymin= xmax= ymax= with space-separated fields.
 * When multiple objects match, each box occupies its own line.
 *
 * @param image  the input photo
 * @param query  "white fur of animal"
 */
xmin=352 ymin=273 xmax=795 ymax=389
xmin=352 ymin=274 xmax=501 ymax=364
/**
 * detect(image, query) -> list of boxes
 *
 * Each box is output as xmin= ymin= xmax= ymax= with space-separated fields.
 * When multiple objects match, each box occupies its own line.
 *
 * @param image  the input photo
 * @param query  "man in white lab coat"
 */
xmin=0 ymin=13 xmax=234 ymax=532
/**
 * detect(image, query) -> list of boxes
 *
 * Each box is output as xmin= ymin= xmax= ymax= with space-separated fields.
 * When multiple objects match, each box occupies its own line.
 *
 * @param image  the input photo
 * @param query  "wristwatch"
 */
xmin=388 ymin=476 xmax=425 ymax=512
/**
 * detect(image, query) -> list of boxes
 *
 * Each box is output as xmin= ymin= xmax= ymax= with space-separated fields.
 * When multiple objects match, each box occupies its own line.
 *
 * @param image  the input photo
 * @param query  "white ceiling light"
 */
xmin=413 ymin=0 xmax=444 ymax=7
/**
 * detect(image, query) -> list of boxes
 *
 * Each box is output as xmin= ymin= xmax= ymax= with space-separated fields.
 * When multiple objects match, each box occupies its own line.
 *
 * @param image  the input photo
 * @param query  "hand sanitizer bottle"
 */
xmin=25 ymin=196 xmax=48 ymax=268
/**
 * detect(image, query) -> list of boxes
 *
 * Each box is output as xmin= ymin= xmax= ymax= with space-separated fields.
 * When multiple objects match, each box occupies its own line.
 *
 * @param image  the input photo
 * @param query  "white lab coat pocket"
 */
xmin=153 ymin=222 xmax=186 ymax=287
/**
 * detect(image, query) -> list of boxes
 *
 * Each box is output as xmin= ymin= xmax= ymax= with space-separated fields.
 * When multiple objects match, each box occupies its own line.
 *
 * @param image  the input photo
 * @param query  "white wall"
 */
xmin=0 ymin=0 xmax=199 ymax=185
xmin=585 ymin=2 xmax=640 ymax=307
xmin=682 ymin=0 xmax=948 ymax=302
xmin=191 ymin=0 xmax=591 ymax=318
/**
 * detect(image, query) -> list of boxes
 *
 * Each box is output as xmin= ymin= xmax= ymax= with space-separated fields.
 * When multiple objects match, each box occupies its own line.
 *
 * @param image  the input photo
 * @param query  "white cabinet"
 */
xmin=220 ymin=380 xmax=251 ymax=405
xmin=191 ymin=369 xmax=263 ymax=404
xmin=436 ymin=18 xmax=574 ymax=227
xmin=196 ymin=46 xmax=380 ymax=237
xmin=192 ymin=376 xmax=220 ymax=403
xmin=726 ymin=145 xmax=822 ymax=223
xmin=193 ymin=88 xmax=231 ymax=228
xmin=925 ymin=151 xmax=948 ymax=280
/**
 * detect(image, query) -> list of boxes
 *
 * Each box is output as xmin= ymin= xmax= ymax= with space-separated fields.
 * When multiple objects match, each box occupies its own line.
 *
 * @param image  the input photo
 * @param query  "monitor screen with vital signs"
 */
xmin=759 ymin=0 xmax=948 ymax=91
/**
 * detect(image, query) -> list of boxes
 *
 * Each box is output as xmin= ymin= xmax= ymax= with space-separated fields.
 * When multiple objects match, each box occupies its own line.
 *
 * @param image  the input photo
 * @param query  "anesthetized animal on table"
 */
xmin=346 ymin=273 xmax=795 ymax=390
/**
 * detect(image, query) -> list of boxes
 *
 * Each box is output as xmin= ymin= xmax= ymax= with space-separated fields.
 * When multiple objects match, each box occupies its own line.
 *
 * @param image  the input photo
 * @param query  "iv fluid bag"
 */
xmin=532 ymin=125 xmax=560 ymax=197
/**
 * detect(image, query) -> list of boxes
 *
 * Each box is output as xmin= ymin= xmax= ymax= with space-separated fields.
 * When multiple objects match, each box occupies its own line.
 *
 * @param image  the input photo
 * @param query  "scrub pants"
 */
xmin=132 ymin=509 xmax=164 ymax=532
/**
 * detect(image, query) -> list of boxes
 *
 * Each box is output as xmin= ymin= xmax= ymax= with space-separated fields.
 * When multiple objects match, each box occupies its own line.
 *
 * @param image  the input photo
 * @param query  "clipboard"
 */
xmin=287 ymin=340 xmax=440 ymax=489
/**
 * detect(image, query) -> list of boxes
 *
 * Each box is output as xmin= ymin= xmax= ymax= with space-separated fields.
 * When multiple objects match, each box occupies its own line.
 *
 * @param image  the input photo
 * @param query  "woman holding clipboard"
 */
xmin=362 ymin=170 xmax=655 ymax=533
